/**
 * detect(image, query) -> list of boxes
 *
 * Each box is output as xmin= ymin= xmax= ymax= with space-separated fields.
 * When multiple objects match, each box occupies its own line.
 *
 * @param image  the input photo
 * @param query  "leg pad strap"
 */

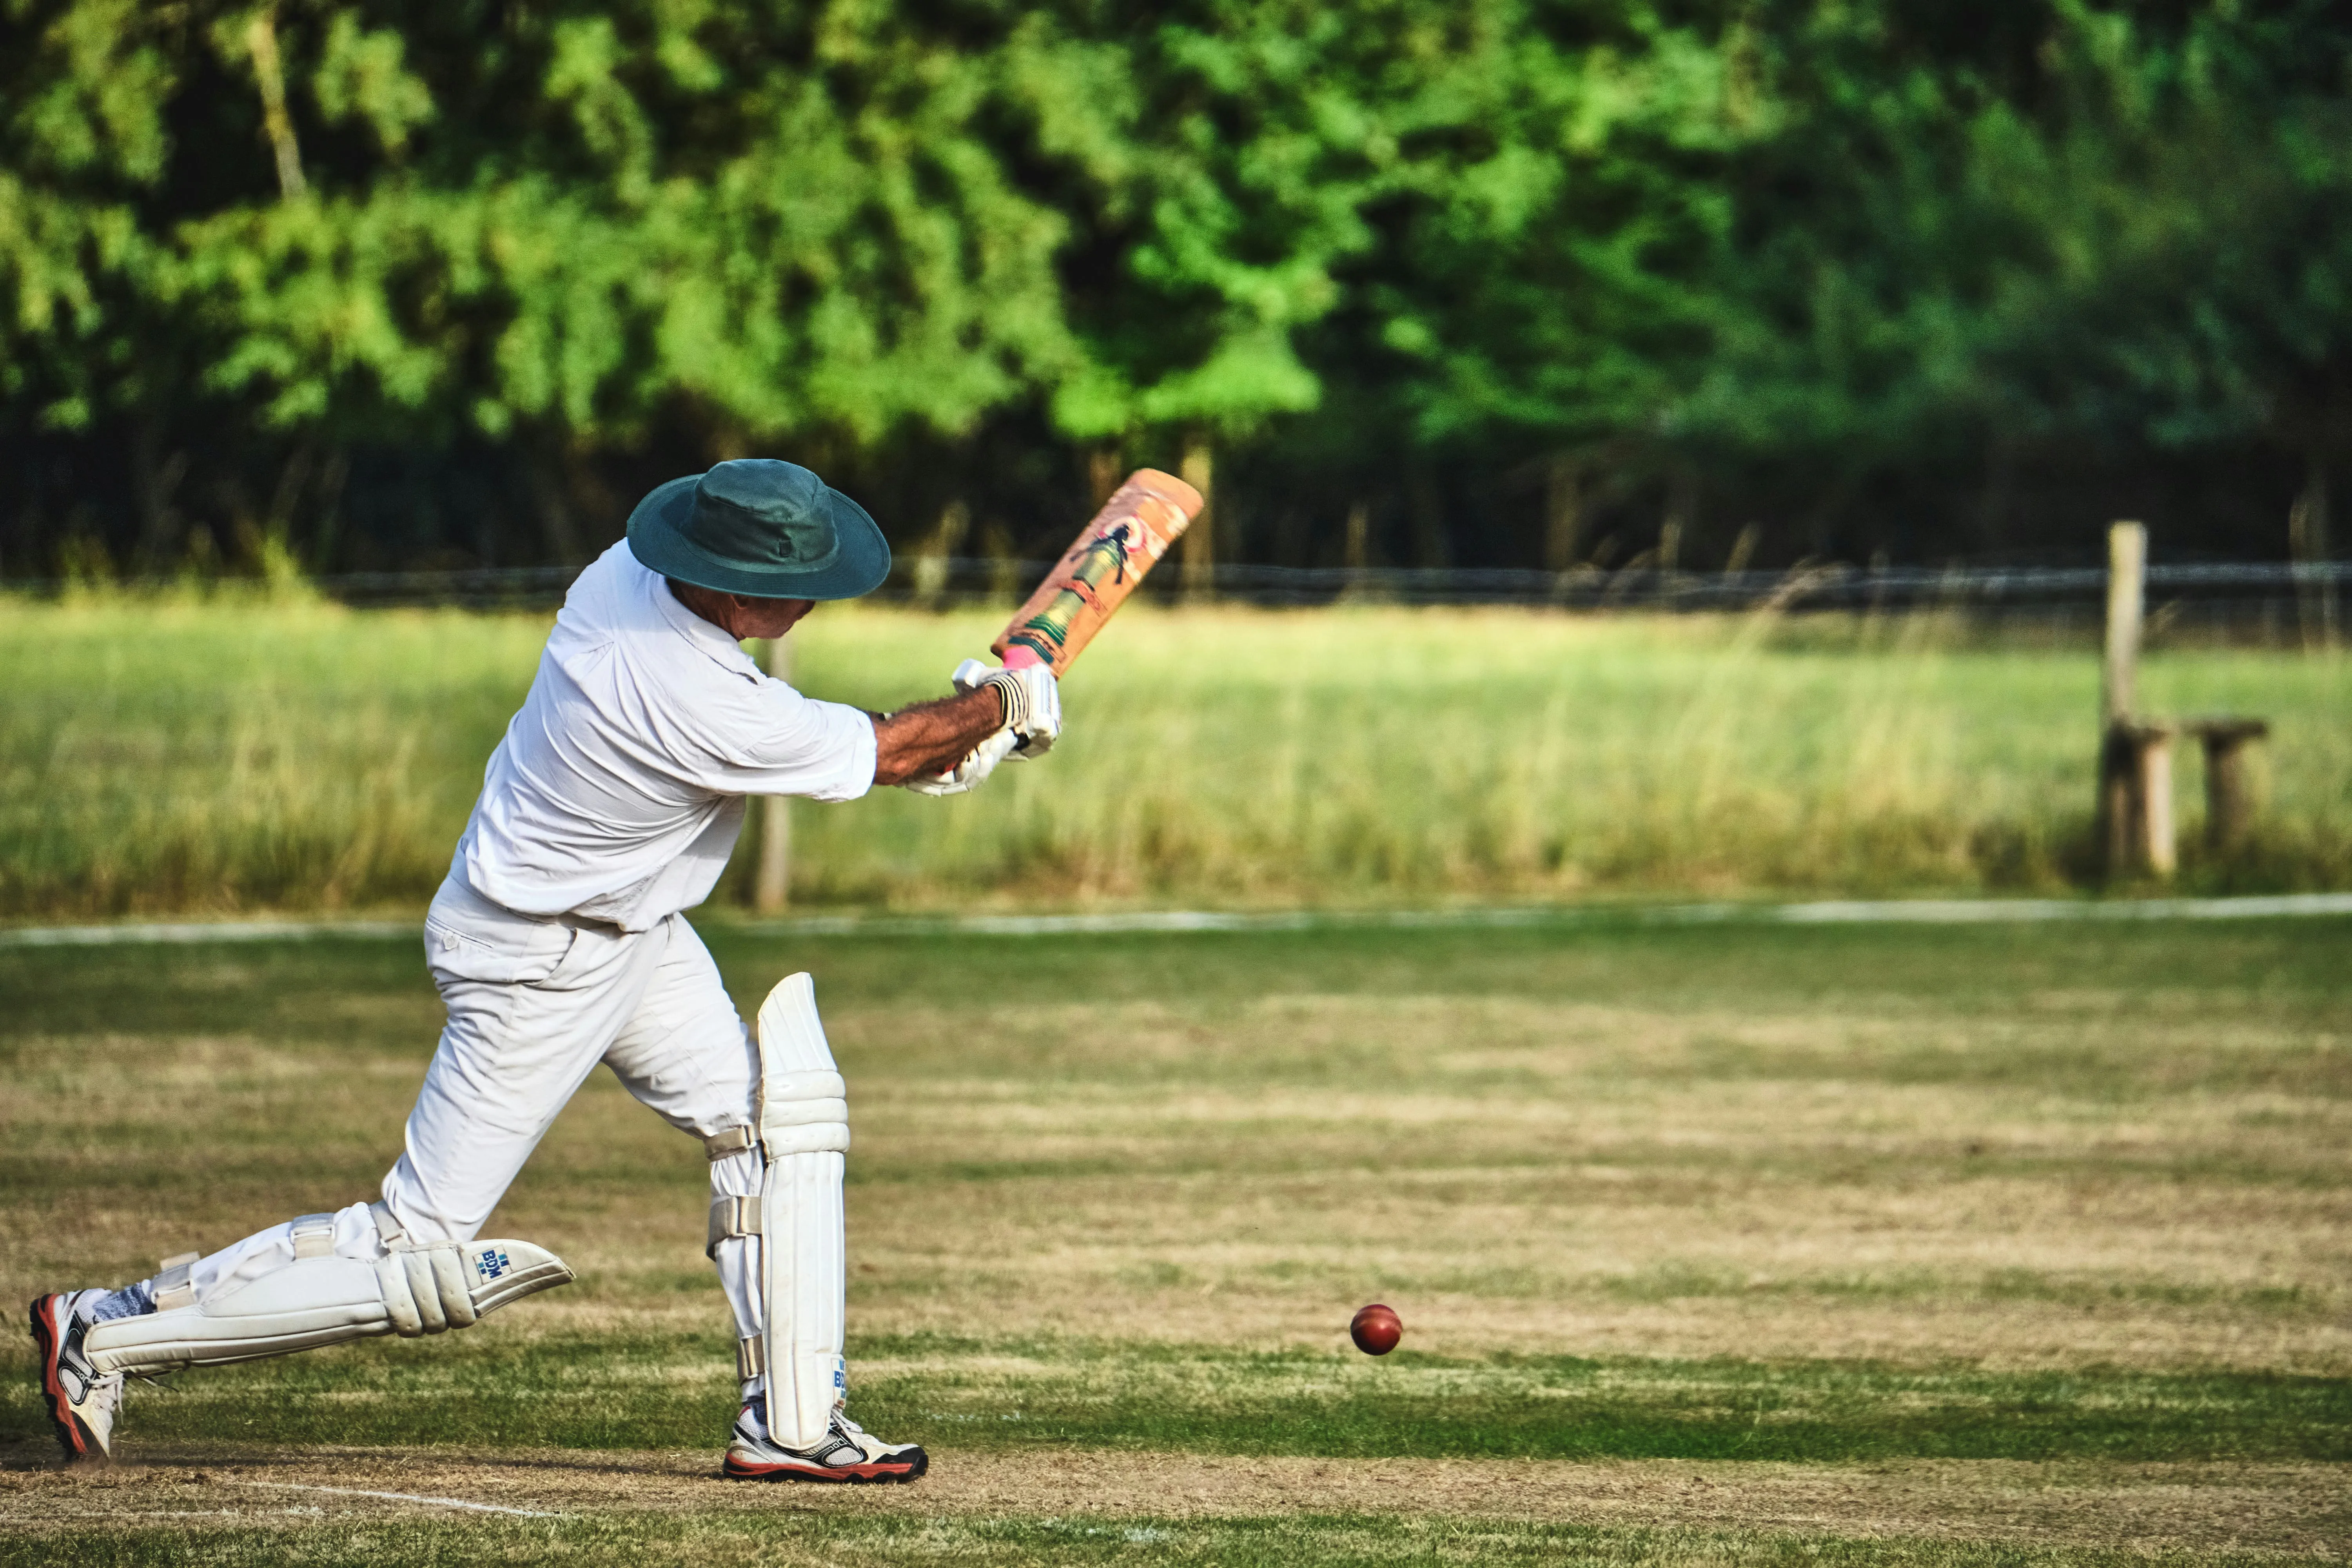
xmin=703 ymin=1125 xmax=758 ymax=1162
xmin=708 ymin=1195 xmax=761 ymax=1259
xmin=289 ymin=1213 xmax=337 ymax=1260
xmin=154 ymin=1253 xmax=201 ymax=1312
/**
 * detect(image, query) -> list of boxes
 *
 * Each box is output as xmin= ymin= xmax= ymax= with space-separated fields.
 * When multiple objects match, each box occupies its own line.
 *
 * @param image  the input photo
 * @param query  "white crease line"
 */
xmin=0 ymin=920 xmax=414 ymax=947
xmin=6 ymin=892 xmax=2352 ymax=948
xmin=1770 ymin=893 xmax=2352 ymax=923
xmin=518 ymin=892 xmax=2352 ymax=934
xmin=229 ymin=1480 xmax=566 ymax=1518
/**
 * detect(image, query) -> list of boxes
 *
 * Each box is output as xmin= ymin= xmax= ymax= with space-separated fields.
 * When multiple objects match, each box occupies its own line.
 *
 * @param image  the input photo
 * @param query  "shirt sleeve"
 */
xmin=704 ymin=678 xmax=877 ymax=802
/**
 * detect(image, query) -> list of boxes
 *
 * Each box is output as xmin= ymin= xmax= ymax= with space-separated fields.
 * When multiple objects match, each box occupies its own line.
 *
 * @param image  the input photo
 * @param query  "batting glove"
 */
xmin=951 ymin=658 xmax=1060 ymax=759
xmin=901 ymin=727 xmax=1019 ymax=797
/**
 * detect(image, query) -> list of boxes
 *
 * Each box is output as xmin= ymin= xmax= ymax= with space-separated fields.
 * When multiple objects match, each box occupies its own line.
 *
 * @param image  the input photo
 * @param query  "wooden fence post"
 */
xmin=753 ymin=635 xmax=793 ymax=912
xmin=2097 ymin=523 xmax=2143 ymax=875
xmin=1180 ymin=436 xmax=1214 ymax=600
xmin=2097 ymin=522 xmax=2178 ymax=878
xmin=2102 ymin=521 xmax=2143 ymax=726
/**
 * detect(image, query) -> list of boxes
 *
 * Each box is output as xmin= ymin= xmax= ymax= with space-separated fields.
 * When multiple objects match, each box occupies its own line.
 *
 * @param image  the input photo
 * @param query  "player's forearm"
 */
xmin=869 ymin=688 xmax=1006 ymax=785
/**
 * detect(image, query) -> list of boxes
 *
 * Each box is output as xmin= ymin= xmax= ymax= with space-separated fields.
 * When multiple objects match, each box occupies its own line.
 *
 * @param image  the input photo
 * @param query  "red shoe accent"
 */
xmin=722 ymin=1451 xmax=927 ymax=1484
xmin=28 ymin=1296 xmax=91 ymax=1461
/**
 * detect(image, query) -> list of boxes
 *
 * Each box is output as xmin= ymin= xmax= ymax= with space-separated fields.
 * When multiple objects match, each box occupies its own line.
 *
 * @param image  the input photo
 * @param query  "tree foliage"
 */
xmin=3 ymin=0 xmax=2349 ymax=573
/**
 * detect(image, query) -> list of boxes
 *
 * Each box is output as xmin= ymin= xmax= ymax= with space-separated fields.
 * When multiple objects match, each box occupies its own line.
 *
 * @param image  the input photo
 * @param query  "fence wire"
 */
xmin=13 ymin=558 xmax=2348 ymax=637
xmin=298 ymin=556 xmax=2347 ymax=625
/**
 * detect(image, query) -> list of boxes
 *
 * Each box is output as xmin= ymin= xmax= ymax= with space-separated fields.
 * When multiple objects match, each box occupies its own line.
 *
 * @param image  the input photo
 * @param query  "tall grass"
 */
xmin=1 ymin=592 xmax=2345 ymax=917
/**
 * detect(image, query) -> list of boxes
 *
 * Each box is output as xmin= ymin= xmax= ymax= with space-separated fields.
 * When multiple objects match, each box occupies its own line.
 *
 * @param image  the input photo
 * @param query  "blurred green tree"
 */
xmin=1669 ymin=0 xmax=2352 ymax=555
xmin=5 ymin=0 xmax=2351 ymax=574
xmin=4 ymin=0 xmax=1083 ymax=566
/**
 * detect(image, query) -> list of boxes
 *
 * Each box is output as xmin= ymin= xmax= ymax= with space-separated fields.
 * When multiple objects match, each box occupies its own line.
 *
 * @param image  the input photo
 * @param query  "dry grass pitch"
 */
xmin=1 ymin=913 xmax=2345 ymax=1563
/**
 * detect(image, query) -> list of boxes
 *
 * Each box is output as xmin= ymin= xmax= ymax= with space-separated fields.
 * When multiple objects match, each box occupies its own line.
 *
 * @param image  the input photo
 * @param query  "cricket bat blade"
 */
xmin=992 ymin=469 xmax=1203 ymax=674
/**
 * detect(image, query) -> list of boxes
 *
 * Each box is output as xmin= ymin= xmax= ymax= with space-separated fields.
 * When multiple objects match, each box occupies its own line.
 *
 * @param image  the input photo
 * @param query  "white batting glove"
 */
xmin=901 ymin=727 xmax=1018 ymax=797
xmin=951 ymin=658 xmax=1060 ymax=759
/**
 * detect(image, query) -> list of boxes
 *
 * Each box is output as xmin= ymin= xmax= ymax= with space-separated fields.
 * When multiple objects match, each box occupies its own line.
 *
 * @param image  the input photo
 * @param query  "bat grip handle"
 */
xmin=1000 ymin=644 xmax=1047 ymax=671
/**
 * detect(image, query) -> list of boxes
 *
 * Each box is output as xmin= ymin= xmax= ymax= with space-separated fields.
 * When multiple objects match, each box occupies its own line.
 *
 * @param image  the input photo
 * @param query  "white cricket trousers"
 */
xmin=163 ymin=873 xmax=769 ymax=1373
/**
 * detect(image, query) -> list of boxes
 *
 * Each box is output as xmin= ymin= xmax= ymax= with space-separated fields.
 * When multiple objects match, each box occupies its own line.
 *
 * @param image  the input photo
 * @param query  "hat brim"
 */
xmin=624 ymin=475 xmax=893 ymax=601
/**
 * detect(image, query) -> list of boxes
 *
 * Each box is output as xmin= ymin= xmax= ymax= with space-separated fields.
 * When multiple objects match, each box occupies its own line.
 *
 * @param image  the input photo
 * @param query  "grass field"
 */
xmin=2 ymin=914 xmax=2346 ymax=1563
xmin=3 ymin=592 xmax=2348 ymax=919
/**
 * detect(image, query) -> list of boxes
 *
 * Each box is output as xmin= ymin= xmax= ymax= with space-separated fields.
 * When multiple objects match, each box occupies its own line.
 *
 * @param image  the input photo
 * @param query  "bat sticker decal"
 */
xmin=991 ymin=470 xmax=1204 ymax=675
xmin=1006 ymin=523 xmax=1138 ymax=661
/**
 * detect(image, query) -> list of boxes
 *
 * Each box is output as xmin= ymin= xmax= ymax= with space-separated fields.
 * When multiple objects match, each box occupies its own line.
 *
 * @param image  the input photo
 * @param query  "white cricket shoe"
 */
xmin=722 ymin=1401 xmax=928 ymax=1484
xmin=29 ymin=1291 xmax=125 ymax=1462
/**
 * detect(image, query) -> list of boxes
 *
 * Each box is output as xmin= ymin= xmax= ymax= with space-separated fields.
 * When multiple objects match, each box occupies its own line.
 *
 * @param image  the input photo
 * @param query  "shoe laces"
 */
xmin=828 ymin=1408 xmax=904 ymax=1461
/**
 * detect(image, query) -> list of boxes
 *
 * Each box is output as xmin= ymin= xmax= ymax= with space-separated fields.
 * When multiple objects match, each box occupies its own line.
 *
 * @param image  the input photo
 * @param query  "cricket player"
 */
xmin=30 ymin=460 xmax=1056 ymax=1483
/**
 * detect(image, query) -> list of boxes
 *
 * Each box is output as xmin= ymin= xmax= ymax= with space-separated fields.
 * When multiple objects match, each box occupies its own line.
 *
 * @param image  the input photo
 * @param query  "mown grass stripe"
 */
xmin=5 ymin=1338 xmax=2343 ymax=1465
xmin=1 ymin=1510 xmax=2337 ymax=1568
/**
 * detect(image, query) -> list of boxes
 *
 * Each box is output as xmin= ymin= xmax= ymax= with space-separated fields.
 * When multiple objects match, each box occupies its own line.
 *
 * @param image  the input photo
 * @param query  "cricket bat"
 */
xmin=992 ymin=469 xmax=1204 ymax=674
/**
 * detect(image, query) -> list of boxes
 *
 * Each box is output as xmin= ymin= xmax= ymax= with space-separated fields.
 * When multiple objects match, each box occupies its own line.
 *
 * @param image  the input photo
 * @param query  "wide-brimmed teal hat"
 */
xmin=626 ymin=459 xmax=890 ymax=600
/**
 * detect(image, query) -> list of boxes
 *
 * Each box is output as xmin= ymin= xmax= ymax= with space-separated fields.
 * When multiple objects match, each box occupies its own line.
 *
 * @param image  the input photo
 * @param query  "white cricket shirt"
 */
xmin=453 ymin=541 xmax=876 ymax=930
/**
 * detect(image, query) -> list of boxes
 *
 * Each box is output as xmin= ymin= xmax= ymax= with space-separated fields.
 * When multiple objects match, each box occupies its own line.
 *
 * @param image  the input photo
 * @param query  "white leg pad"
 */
xmin=751 ymin=973 xmax=851 ymax=1450
xmin=82 ymin=1236 xmax=573 ymax=1378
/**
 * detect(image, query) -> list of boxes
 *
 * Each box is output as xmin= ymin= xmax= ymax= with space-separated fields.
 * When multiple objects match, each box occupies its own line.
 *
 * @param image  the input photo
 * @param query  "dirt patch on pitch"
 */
xmin=1 ymin=1449 xmax=2343 ymax=1556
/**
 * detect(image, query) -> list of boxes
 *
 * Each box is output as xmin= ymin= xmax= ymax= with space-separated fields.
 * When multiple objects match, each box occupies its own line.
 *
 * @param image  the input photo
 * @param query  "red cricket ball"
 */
xmin=1350 ymin=1302 xmax=1403 ymax=1356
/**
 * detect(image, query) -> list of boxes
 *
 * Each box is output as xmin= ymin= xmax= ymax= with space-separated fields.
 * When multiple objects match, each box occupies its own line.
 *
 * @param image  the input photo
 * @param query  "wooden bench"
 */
xmin=2100 ymin=716 xmax=2269 ymax=876
xmin=2097 ymin=523 xmax=2272 ymax=877
xmin=2182 ymin=717 xmax=2270 ymax=851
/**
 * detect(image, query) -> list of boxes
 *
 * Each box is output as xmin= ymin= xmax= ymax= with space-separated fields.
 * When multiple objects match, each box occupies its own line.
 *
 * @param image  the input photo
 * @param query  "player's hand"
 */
xmin=900 ymin=727 xmax=1018 ymax=797
xmin=950 ymin=659 xmax=1060 ymax=759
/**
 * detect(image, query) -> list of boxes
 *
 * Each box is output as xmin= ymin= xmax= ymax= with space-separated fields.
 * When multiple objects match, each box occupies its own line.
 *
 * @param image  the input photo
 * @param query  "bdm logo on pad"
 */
xmin=477 ymin=1250 xmax=512 ymax=1281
